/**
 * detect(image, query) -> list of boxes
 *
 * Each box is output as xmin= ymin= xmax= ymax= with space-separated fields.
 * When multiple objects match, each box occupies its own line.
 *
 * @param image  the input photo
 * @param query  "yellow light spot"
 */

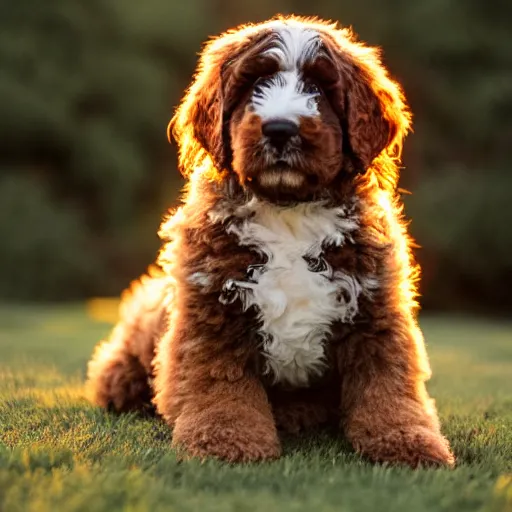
xmin=85 ymin=298 xmax=120 ymax=324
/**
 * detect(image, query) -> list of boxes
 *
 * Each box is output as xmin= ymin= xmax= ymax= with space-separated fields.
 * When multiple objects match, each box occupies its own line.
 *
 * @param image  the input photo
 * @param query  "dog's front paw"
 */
xmin=172 ymin=404 xmax=281 ymax=463
xmin=351 ymin=425 xmax=455 ymax=468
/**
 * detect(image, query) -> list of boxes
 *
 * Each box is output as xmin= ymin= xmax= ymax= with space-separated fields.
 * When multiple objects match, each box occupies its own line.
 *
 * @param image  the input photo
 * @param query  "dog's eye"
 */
xmin=303 ymin=82 xmax=321 ymax=110
xmin=303 ymin=82 xmax=320 ymax=95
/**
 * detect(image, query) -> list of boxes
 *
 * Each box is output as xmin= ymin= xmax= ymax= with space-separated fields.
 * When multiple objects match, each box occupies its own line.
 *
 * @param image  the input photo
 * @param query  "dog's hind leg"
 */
xmin=86 ymin=268 xmax=171 ymax=414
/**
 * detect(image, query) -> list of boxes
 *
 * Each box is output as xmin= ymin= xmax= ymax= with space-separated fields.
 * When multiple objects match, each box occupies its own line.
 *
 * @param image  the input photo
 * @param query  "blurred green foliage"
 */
xmin=0 ymin=173 xmax=100 ymax=300
xmin=0 ymin=0 xmax=510 ymax=312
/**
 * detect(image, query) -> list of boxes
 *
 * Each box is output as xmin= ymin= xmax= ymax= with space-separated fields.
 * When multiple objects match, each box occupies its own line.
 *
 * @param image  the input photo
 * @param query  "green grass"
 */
xmin=0 ymin=302 xmax=511 ymax=512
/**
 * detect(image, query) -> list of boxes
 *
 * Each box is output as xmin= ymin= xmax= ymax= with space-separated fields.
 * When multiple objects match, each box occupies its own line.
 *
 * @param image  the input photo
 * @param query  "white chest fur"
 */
xmin=218 ymin=199 xmax=367 ymax=387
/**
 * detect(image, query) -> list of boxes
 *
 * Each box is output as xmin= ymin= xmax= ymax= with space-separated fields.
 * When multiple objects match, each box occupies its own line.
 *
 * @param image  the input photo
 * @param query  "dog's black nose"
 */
xmin=262 ymin=119 xmax=299 ymax=148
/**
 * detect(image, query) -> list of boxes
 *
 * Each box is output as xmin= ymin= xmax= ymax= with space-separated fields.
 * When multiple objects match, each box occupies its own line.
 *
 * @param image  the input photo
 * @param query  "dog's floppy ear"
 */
xmin=343 ymin=65 xmax=395 ymax=172
xmin=186 ymin=69 xmax=226 ymax=173
xmin=168 ymin=46 xmax=226 ymax=176
xmin=169 ymin=28 xmax=275 ymax=178
xmin=319 ymin=32 xmax=411 ymax=186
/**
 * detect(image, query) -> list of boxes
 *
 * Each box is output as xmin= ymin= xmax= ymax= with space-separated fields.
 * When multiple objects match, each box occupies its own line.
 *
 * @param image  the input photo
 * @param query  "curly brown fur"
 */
xmin=86 ymin=15 xmax=454 ymax=468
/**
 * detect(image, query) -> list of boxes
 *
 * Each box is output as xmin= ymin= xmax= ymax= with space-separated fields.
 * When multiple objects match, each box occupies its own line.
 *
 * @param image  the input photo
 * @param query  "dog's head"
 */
xmin=170 ymin=16 xmax=411 ymax=203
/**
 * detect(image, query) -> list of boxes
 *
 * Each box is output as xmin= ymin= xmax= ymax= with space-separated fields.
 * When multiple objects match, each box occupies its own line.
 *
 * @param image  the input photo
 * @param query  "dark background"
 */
xmin=1 ymin=1 xmax=510 ymax=315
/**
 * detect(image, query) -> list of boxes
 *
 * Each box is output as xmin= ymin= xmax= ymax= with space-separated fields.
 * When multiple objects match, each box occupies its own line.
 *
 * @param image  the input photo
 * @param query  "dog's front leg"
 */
xmin=337 ymin=316 xmax=454 ymax=468
xmin=153 ymin=311 xmax=281 ymax=463
xmin=171 ymin=374 xmax=281 ymax=463
xmin=332 ymin=201 xmax=454 ymax=467
xmin=335 ymin=233 xmax=455 ymax=468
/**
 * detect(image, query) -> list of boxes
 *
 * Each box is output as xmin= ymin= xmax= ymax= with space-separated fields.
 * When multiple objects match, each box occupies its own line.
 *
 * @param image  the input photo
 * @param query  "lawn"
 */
xmin=0 ymin=301 xmax=511 ymax=512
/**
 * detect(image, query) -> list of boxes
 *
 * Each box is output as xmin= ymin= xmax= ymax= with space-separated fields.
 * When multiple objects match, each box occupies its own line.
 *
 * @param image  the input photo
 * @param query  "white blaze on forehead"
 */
xmin=250 ymin=23 xmax=321 ymax=124
xmin=251 ymin=72 xmax=318 ymax=123
xmin=264 ymin=23 xmax=321 ymax=70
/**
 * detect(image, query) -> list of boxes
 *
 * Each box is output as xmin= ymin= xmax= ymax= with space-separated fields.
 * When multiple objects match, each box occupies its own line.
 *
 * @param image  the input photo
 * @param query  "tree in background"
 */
xmin=0 ymin=0 xmax=510 ymax=313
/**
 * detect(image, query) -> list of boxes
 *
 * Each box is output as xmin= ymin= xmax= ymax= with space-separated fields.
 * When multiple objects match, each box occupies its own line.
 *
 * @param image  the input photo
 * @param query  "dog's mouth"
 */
xmin=256 ymin=163 xmax=305 ymax=189
xmin=246 ymin=162 xmax=319 ymax=204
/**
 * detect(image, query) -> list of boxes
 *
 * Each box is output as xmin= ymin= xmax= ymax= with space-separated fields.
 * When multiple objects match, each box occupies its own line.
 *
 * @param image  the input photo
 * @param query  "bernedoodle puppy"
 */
xmin=86 ymin=15 xmax=455 ymax=467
